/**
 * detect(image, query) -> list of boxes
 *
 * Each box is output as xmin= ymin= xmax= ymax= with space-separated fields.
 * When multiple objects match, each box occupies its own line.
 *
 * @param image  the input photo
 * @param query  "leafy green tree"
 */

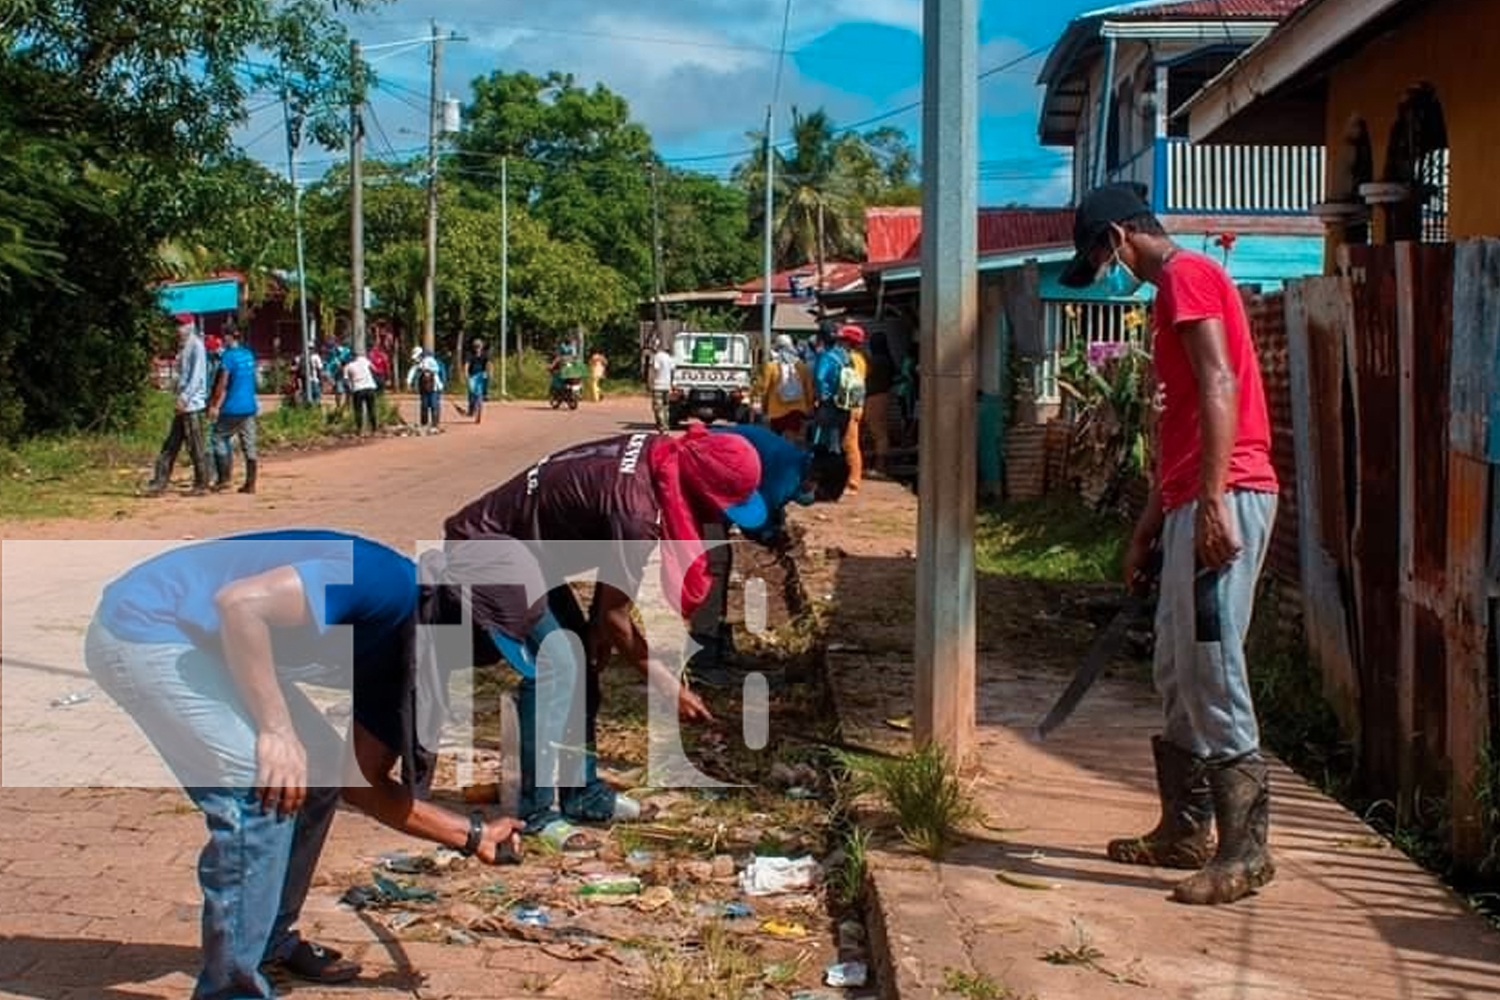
xmin=457 ymin=71 xmax=655 ymax=293
xmin=0 ymin=0 xmax=384 ymax=441
xmin=660 ymin=171 xmax=758 ymax=292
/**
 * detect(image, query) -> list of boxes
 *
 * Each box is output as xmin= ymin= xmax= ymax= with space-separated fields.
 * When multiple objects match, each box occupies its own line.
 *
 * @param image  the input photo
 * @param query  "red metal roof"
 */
xmin=735 ymin=262 xmax=865 ymax=302
xmin=865 ymin=206 xmax=1076 ymax=265
xmin=1103 ymin=0 xmax=1306 ymax=19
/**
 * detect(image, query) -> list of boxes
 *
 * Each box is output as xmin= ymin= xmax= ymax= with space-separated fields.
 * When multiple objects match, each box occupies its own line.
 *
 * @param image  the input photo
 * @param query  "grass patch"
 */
xmin=0 ymin=392 xmax=174 ymax=518
xmin=941 ymin=968 xmax=1032 ymax=1000
xmin=0 ymin=392 xmax=404 ymax=520
xmin=644 ymin=922 xmax=759 ymax=1000
xmin=829 ymin=824 xmax=870 ymax=907
xmin=837 ymin=742 xmax=978 ymax=858
xmin=975 ymin=498 xmax=1127 ymax=583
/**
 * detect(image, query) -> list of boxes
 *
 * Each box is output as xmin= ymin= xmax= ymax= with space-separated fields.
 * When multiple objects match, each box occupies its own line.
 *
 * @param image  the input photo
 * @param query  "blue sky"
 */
xmin=244 ymin=0 xmax=1111 ymax=206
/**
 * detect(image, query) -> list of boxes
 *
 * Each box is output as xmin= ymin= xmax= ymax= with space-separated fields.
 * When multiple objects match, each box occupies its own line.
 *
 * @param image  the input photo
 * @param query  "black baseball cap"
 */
xmin=1059 ymin=182 xmax=1152 ymax=288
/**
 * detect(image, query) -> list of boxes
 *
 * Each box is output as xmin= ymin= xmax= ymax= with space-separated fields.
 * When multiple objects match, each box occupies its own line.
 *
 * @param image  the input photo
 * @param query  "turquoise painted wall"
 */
xmin=1035 ymin=234 xmax=1325 ymax=304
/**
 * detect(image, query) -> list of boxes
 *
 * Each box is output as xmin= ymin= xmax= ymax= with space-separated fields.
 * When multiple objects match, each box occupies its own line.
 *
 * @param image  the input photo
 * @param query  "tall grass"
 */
xmin=837 ymin=742 xmax=978 ymax=858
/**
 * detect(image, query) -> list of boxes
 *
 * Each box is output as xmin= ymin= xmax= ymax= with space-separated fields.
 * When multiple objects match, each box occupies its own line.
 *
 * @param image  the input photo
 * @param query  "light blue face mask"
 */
xmin=1098 ymin=250 xmax=1143 ymax=298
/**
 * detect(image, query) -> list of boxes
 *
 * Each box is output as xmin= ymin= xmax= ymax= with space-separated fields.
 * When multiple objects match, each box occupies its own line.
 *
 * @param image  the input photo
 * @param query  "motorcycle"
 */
xmin=549 ymin=375 xmax=583 ymax=410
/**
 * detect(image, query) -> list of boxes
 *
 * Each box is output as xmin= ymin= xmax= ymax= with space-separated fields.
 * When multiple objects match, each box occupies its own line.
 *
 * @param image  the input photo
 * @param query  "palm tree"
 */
xmin=737 ymin=108 xmax=866 ymax=275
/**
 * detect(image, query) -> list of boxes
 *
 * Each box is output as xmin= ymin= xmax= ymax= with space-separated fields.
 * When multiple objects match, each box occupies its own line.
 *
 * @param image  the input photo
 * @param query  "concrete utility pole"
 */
xmin=422 ymin=19 xmax=442 ymax=354
xmin=649 ymin=163 xmax=666 ymax=342
xmin=499 ymin=155 xmax=509 ymax=399
xmin=760 ymin=107 xmax=775 ymax=361
xmin=915 ymin=0 xmax=979 ymax=759
xmin=282 ymin=86 xmax=313 ymax=406
xmin=349 ymin=39 xmax=367 ymax=357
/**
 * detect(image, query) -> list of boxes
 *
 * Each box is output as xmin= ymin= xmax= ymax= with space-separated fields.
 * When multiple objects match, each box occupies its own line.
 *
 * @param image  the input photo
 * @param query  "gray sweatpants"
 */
xmin=1154 ymin=490 xmax=1277 ymax=762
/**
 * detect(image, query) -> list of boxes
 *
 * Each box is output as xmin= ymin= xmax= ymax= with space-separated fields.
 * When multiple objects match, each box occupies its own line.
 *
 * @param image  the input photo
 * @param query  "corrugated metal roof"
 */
xmin=1088 ymin=0 xmax=1305 ymax=18
xmin=865 ymin=207 xmax=1076 ymax=265
xmin=735 ymin=262 xmax=865 ymax=298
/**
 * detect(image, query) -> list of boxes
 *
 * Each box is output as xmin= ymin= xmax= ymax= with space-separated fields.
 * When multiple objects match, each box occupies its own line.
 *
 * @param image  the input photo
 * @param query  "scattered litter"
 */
xmin=431 ymin=848 xmax=466 ymax=871
xmin=379 ymin=851 xmax=425 ymax=874
xmin=771 ymin=893 xmax=822 ymax=914
xmin=626 ymin=849 xmax=656 ymax=872
xmin=884 ymin=715 xmax=913 ymax=731
xmin=786 ymin=787 xmax=820 ymax=801
xmin=373 ymin=874 xmax=437 ymax=902
xmin=340 ymin=874 xmax=437 ymax=909
xmin=740 ymin=856 xmax=821 ymax=896
xmin=446 ymin=928 xmax=478 ymax=946
xmin=838 ymin=920 xmax=867 ymax=951
xmin=760 ymin=919 xmax=810 ymax=939
xmin=995 ymin=869 xmax=1058 ymax=891
xmin=790 ymin=992 xmax=840 ymax=1000
xmin=577 ymin=875 xmax=642 ymax=898
xmin=693 ymin=900 xmax=755 ymax=920
xmin=511 ymin=905 xmax=550 ymax=928
xmin=387 ymin=911 xmax=423 ymax=931
xmin=825 ymin=961 xmax=869 ymax=988
xmin=50 ymin=691 xmax=92 ymax=709
xmin=540 ymin=818 xmax=600 ymax=853
xmin=635 ymin=885 xmax=674 ymax=912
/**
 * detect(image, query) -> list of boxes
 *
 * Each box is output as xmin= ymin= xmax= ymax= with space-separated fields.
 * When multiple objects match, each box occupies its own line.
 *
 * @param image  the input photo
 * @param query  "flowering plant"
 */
xmin=1057 ymin=335 xmax=1153 ymax=506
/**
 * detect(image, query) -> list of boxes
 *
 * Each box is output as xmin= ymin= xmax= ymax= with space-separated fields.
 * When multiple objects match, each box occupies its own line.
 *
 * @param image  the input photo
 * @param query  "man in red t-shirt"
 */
xmin=1061 ymin=183 xmax=1279 ymax=906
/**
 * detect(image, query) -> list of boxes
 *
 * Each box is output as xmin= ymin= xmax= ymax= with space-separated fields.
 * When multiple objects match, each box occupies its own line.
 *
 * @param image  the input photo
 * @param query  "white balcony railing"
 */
xmin=1164 ymin=139 xmax=1325 ymax=215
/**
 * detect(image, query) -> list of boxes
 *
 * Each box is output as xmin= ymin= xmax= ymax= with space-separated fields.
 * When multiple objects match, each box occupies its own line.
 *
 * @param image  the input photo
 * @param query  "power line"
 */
xmin=769 ymin=0 xmax=795 ymax=111
xmin=662 ymin=41 xmax=1051 ymax=166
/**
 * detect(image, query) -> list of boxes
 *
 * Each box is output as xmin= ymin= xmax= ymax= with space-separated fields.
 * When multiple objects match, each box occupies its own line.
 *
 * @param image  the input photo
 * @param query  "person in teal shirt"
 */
xmin=209 ymin=324 xmax=262 ymax=494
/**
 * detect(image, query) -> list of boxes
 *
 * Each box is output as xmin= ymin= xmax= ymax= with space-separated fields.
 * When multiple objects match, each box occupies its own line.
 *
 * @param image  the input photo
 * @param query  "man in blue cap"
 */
xmin=687 ymin=423 xmax=847 ymax=685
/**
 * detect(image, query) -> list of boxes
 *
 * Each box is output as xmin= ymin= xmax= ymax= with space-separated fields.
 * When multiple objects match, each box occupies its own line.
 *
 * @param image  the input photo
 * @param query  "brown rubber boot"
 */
xmin=1172 ymin=754 xmax=1275 ymax=905
xmin=239 ymin=459 xmax=258 ymax=495
xmin=1107 ymin=736 xmax=1215 ymax=870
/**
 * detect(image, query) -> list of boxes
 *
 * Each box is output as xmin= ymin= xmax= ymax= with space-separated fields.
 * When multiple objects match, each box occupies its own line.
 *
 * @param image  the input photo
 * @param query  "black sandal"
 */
xmin=274 ymin=940 xmax=361 ymax=984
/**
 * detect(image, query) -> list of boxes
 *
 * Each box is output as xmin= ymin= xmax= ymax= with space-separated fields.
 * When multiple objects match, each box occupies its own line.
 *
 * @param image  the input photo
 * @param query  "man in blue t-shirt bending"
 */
xmin=86 ymin=530 xmax=523 ymax=1000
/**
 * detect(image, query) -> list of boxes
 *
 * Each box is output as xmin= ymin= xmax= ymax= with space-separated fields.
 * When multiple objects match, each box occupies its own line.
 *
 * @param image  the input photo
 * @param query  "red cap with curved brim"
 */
xmin=678 ymin=423 xmax=768 ymax=531
xmin=837 ymin=324 xmax=866 ymax=347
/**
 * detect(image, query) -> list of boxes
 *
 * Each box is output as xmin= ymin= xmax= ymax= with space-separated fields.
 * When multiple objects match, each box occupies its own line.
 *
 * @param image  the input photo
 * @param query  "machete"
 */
xmin=1035 ymin=553 xmax=1160 ymax=741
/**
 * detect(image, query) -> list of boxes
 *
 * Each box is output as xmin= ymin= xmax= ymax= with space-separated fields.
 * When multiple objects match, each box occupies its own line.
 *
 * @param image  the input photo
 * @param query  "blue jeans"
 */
xmin=419 ymin=391 xmax=441 ymax=428
xmin=1154 ymin=490 xmax=1277 ymax=762
xmin=84 ymin=620 xmax=344 ymax=1000
xmin=467 ymin=373 xmax=488 ymax=415
xmin=491 ymin=605 xmax=615 ymax=825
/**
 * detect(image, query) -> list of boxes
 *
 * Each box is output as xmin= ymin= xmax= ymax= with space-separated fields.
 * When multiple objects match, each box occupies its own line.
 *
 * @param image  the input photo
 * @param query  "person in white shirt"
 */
xmin=344 ymin=352 xmax=379 ymax=435
xmin=406 ymin=347 xmax=446 ymax=432
xmin=649 ymin=341 xmax=676 ymax=431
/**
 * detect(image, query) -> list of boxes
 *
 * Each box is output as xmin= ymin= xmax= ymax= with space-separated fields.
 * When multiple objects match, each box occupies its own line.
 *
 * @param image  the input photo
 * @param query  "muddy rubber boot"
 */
xmin=1172 ymin=754 xmax=1275 ymax=905
xmin=1107 ymin=736 xmax=1215 ymax=869
xmin=210 ymin=452 xmax=232 ymax=492
xmin=239 ymin=459 xmax=258 ymax=495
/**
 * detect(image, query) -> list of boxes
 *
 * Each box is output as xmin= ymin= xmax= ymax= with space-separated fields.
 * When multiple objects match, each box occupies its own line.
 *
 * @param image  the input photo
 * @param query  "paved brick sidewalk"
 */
xmin=794 ymin=480 xmax=1500 ymax=1000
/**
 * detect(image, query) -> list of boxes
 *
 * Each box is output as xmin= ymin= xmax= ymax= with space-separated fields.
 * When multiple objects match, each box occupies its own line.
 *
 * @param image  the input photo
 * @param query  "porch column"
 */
xmin=978 ymin=281 xmax=1005 ymax=501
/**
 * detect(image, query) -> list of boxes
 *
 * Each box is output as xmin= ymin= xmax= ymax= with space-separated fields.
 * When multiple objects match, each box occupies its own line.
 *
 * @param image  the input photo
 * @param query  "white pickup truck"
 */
xmin=667 ymin=332 xmax=755 ymax=427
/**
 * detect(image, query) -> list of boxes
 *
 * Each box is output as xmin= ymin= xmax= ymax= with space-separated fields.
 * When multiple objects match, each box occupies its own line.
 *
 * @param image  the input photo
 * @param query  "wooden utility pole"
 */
xmin=349 ymin=39 xmax=367 ymax=357
xmin=914 ymin=0 xmax=979 ymax=759
xmin=422 ymin=19 xmax=442 ymax=354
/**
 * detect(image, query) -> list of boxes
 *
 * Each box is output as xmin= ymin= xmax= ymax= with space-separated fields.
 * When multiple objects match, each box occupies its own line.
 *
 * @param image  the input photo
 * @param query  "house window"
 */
xmin=1384 ymin=84 xmax=1449 ymax=244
